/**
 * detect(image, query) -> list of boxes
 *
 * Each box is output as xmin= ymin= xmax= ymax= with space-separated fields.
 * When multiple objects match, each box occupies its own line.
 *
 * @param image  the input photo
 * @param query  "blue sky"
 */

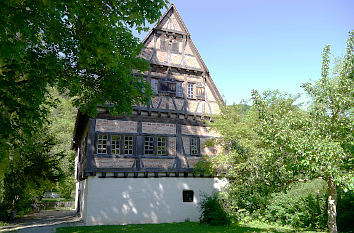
xmin=137 ymin=0 xmax=353 ymax=104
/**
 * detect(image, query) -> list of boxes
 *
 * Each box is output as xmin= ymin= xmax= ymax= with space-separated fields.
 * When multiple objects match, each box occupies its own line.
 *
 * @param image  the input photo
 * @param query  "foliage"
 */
xmin=0 ymin=129 xmax=64 ymax=218
xmin=205 ymin=31 xmax=353 ymax=231
xmin=199 ymin=193 xmax=231 ymax=226
xmin=0 ymin=0 xmax=168 ymax=218
xmin=264 ymin=179 xmax=328 ymax=229
xmin=0 ymin=0 xmax=168 ymax=163
xmin=47 ymin=88 xmax=77 ymax=199
xmin=337 ymin=189 xmax=354 ymax=233
xmin=56 ymin=221 xmax=325 ymax=233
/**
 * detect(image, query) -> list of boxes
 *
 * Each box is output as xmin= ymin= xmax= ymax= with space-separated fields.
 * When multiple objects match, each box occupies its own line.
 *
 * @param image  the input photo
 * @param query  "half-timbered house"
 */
xmin=73 ymin=4 xmax=225 ymax=225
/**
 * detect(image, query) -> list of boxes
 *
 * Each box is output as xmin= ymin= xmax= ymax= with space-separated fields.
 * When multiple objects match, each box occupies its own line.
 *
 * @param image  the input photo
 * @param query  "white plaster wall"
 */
xmin=83 ymin=177 xmax=225 ymax=225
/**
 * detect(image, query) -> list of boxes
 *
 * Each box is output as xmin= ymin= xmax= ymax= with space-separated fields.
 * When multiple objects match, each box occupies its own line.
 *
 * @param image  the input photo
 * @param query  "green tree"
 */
xmin=1 ymin=128 xmax=64 ymax=216
xmin=207 ymin=32 xmax=353 ymax=232
xmin=0 ymin=0 xmax=168 ymax=163
xmin=47 ymin=88 xmax=77 ymax=199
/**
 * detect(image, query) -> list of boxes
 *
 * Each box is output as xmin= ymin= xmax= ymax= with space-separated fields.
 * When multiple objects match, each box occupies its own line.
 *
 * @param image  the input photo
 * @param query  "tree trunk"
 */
xmin=327 ymin=177 xmax=337 ymax=233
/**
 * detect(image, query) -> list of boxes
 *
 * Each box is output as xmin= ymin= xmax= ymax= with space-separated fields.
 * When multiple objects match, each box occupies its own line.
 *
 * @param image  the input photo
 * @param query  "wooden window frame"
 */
xmin=123 ymin=135 xmax=134 ymax=155
xmin=188 ymin=83 xmax=195 ymax=99
xmin=171 ymin=41 xmax=179 ymax=53
xmin=183 ymin=190 xmax=194 ymax=202
xmin=176 ymin=82 xmax=183 ymax=98
xmin=111 ymin=135 xmax=121 ymax=155
xmin=196 ymin=86 xmax=205 ymax=100
xmin=97 ymin=134 xmax=108 ymax=154
xmin=160 ymin=38 xmax=167 ymax=51
xmin=151 ymin=78 xmax=159 ymax=95
xmin=190 ymin=137 xmax=200 ymax=156
xmin=159 ymin=80 xmax=176 ymax=95
xmin=144 ymin=136 xmax=154 ymax=155
xmin=157 ymin=136 xmax=168 ymax=156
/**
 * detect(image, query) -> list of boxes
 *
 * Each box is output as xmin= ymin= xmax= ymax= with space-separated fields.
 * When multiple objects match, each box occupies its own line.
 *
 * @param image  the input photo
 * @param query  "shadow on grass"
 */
xmin=56 ymin=222 xmax=301 ymax=233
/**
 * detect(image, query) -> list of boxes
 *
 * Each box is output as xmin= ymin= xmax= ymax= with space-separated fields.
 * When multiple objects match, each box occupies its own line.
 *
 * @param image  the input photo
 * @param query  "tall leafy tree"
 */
xmin=47 ymin=88 xmax=77 ymax=199
xmin=1 ymin=128 xmax=64 ymax=216
xmin=0 ymin=0 xmax=168 ymax=162
xmin=207 ymin=32 xmax=353 ymax=232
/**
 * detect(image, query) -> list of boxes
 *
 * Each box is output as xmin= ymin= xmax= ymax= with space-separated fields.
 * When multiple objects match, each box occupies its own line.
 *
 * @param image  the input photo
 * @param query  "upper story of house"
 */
xmin=73 ymin=5 xmax=224 ymax=179
xmin=133 ymin=4 xmax=223 ymax=118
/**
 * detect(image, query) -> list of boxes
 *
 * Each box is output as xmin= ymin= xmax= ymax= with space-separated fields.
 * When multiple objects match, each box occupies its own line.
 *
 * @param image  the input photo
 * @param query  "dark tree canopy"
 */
xmin=0 ymin=0 xmax=168 ymax=161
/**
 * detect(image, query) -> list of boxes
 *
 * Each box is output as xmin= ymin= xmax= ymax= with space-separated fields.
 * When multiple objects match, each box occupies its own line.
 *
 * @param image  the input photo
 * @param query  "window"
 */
xmin=97 ymin=134 xmax=108 ymax=154
xmin=190 ymin=137 xmax=199 ymax=156
xmin=157 ymin=137 xmax=167 ymax=156
xmin=124 ymin=136 xmax=134 ymax=155
xmin=159 ymin=81 xmax=176 ymax=94
xmin=188 ymin=83 xmax=194 ymax=98
xmin=171 ymin=41 xmax=179 ymax=53
xmin=144 ymin=136 xmax=154 ymax=155
xmin=111 ymin=135 xmax=121 ymax=155
xmin=176 ymin=82 xmax=183 ymax=97
xmin=151 ymin=79 xmax=158 ymax=94
xmin=196 ymin=87 xmax=205 ymax=100
xmin=160 ymin=38 xmax=167 ymax=51
xmin=183 ymin=190 xmax=194 ymax=202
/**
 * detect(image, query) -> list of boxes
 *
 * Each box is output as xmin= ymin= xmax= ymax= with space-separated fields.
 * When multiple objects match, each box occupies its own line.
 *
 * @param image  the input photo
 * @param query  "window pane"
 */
xmin=97 ymin=134 xmax=108 ymax=154
xmin=159 ymin=81 xmax=176 ymax=94
xmin=160 ymin=38 xmax=167 ymax=51
xmin=151 ymin=79 xmax=158 ymax=94
xmin=171 ymin=41 xmax=179 ymax=53
xmin=144 ymin=136 xmax=154 ymax=155
xmin=196 ymin=87 xmax=205 ymax=99
xmin=188 ymin=83 xmax=194 ymax=98
xmin=157 ymin=137 xmax=167 ymax=156
xmin=183 ymin=190 xmax=194 ymax=202
xmin=176 ymin=82 xmax=183 ymax=97
xmin=190 ymin=137 xmax=199 ymax=155
xmin=111 ymin=135 xmax=121 ymax=155
xmin=124 ymin=136 xmax=134 ymax=155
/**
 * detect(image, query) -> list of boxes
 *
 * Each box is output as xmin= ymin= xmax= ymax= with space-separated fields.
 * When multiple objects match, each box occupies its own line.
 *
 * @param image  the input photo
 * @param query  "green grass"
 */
xmin=56 ymin=221 xmax=326 ymax=233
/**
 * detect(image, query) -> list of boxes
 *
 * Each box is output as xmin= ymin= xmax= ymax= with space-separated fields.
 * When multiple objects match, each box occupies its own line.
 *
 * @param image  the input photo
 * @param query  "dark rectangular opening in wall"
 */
xmin=183 ymin=190 xmax=194 ymax=202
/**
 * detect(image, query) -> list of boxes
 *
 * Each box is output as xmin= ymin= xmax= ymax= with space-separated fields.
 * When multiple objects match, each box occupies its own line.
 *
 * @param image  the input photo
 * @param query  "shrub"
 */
xmin=200 ymin=193 xmax=231 ymax=226
xmin=337 ymin=189 xmax=354 ymax=233
xmin=264 ymin=179 xmax=327 ymax=229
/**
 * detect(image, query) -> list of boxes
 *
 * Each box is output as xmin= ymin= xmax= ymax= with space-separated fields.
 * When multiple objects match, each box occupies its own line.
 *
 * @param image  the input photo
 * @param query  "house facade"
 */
xmin=73 ymin=4 xmax=225 ymax=225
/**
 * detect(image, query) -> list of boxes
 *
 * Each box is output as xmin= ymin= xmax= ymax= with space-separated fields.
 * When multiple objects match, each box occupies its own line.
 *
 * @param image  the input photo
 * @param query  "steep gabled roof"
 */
xmin=140 ymin=4 xmax=224 ymax=104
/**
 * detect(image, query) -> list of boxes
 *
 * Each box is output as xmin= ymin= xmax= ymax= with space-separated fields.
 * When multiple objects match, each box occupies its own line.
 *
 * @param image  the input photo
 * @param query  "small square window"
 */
xmin=183 ymin=190 xmax=194 ymax=202
xmin=97 ymin=134 xmax=108 ymax=154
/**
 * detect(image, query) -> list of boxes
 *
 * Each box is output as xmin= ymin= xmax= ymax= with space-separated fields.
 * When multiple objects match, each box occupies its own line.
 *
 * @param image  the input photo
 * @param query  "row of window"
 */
xmin=151 ymin=79 xmax=205 ymax=99
xmin=97 ymin=134 xmax=200 ymax=156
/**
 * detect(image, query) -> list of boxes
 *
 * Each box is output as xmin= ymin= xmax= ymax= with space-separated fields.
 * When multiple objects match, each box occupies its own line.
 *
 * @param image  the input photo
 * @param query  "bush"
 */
xmin=200 ymin=193 xmax=231 ymax=226
xmin=337 ymin=189 xmax=354 ymax=233
xmin=264 ymin=179 xmax=327 ymax=229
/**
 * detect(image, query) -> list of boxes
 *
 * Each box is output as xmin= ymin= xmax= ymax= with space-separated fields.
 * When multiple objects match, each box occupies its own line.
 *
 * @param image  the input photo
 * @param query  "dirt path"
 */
xmin=0 ymin=210 xmax=83 ymax=233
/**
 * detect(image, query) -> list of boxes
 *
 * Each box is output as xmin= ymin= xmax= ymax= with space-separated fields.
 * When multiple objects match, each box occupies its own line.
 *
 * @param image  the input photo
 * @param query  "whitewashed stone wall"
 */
xmin=81 ymin=177 xmax=226 ymax=225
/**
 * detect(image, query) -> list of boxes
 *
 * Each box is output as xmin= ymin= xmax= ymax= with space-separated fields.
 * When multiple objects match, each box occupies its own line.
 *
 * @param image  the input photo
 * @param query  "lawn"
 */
xmin=56 ymin=221 xmax=325 ymax=233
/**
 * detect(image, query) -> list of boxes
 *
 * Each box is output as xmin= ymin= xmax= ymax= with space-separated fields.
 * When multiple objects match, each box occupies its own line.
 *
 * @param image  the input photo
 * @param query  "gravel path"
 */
xmin=0 ymin=210 xmax=84 ymax=233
